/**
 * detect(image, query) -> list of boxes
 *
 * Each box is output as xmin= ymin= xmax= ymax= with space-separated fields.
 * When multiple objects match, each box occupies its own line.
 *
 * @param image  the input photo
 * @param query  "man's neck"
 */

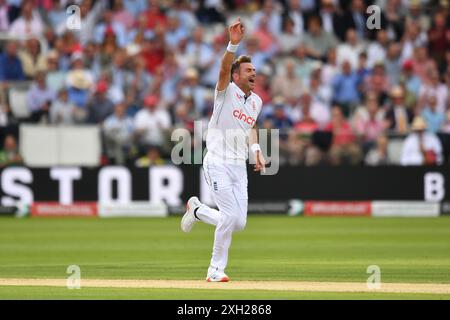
xmin=235 ymin=82 xmax=251 ymax=97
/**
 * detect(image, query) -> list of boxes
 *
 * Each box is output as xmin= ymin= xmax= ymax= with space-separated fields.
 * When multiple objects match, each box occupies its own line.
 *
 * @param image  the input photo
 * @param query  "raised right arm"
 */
xmin=217 ymin=18 xmax=245 ymax=91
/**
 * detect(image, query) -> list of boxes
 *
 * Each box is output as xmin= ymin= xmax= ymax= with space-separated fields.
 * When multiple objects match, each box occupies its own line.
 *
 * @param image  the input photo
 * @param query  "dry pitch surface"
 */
xmin=1 ymin=279 xmax=449 ymax=295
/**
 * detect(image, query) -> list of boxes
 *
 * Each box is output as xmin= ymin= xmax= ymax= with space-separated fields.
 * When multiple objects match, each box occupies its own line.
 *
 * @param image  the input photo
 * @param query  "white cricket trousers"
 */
xmin=196 ymin=154 xmax=248 ymax=272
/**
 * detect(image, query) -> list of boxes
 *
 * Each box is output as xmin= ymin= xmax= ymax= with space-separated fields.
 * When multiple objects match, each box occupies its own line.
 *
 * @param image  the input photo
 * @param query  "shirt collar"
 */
xmin=232 ymin=82 xmax=252 ymax=99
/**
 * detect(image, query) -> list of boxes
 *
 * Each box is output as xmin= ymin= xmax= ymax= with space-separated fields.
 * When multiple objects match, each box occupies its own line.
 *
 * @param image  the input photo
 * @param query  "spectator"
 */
xmin=292 ymin=44 xmax=315 ymax=82
xmin=178 ymin=68 xmax=208 ymax=115
xmin=353 ymin=93 xmax=385 ymax=152
xmin=401 ymin=116 xmax=443 ymax=165
xmin=252 ymin=14 xmax=279 ymax=54
xmin=87 ymin=80 xmax=115 ymax=124
xmin=81 ymin=41 xmax=101 ymax=76
xmin=8 ymin=0 xmax=44 ymax=38
xmin=241 ymin=36 xmax=272 ymax=71
xmin=299 ymin=0 xmax=316 ymax=13
xmin=164 ymin=13 xmax=188 ymax=50
xmin=107 ymin=49 xmax=128 ymax=94
xmin=252 ymin=0 xmax=282 ymax=36
xmin=410 ymin=46 xmax=435 ymax=82
xmin=263 ymin=97 xmax=293 ymax=131
xmin=47 ymin=0 xmax=66 ymax=29
xmin=56 ymin=0 xmax=107 ymax=46
xmin=365 ymin=135 xmax=390 ymax=166
xmin=171 ymin=0 xmax=197 ymax=33
xmin=400 ymin=59 xmax=422 ymax=100
xmin=326 ymin=105 xmax=362 ymax=165
xmin=401 ymin=22 xmax=427 ymax=61
xmin=140 ymin=27 xmax=166 ymax=75
xmin=173 ymin=95 xmax=196 ymax=131
xmin=348 ymin=0 xmax=368 ymax=40
xmin=66 ymin=52 xmax=94 ymax=108
xmin=134 ymin=95 xmax=171 ymax=152
xmin=284 ymin=0 xmax=306 ymax=38
xmin=0 ymin=0 xmax=447 ymax=168
xmin=262 ymin=97 xmax=293 ymax=159
xmin=291 ymin=90 xmax=330 ymax=128
xmin=336 ymin=29 xmax=365 ymax=70
xmin=50 ymin=89 xmax=80 ymax=125
xmin=384 ymin=42 xmax=402 ymax=86
xmin=367 ymin=29 xmax=389 ymax=69
xmin=103 ymin=103 xmax=134 ymax=165
xmin=406 ymin=0 xmax=430 ymax=31
xmin=94 ymin=10 xmax=127 ymax=48
xmin=0 ymin=0 xmax=11 ymax=32
xmin=308 ymin=67 xmax=333 ymax=107
xmin=45 ymin=50 xmax=66 ymax=92
xmin=303 ymin=15 xmax=338 ymax=60
xmin=201 ymin=35 xmax=225 ymax=88
xmin=18 ymin=38 xmax=47 ymax=79
xmin=99 ymin=26 xmax=121 ymax=67
xmin=0 ymin=135 xmax=22 ymax=167
xmin=125 ymin=56 xmax=153 ymax=100
xmin=427 ymin=12 xmax=448 ymax=66
xmin=331 ymin=60 xmax=360 ymax=115
xmin=135 ymin=145 xmax=166 ymax=167
xmin=54 ymin=31 xmax=81 ymax=71
xmin=185 ymin=26 xmax=214 ymax=72
xmin=271 ymin=58 xmax=303 ymax=104
xmin=141 ymin=0 xmax=167 ymax=30
xmin=421 ymin=94 xmax=446 ymax=133
xmin=384 ymin=0 xmax=406 ymax=41
xmin=318 ymin=0 xmax=340 ymax=39
xmin=26 ymin=71 xmax=56 ymax=123
xmin=123 ymin=0 xmax=147 ymax=17
xmin=363 ymin=62 xmax=391 ymax=102
xmin=288 ymin=98 xmax=321 ymax=165
xmin=321 ymin=47 xmax=339 ymax=86
xmin=112 ymin=0 xmax=136 ymax=31
xmin=418 ymin=68 xmax=448 ymax=114
xmin=355 ymin=52 xmax=370 ymax=94
xmin=384 ymin=86 xmax=414 ymax=134
xmin=0 ymin=41 xmax=25 ymax=82
xmin=126 ymin=13 xmax=153 ymax=49
xmin=253 ymin=68 xmax=272 ymax=105
xmin=97 ymin=70 xmax=125 ymax=105
xmin=278 ymin=15 xmax=302 ymax=54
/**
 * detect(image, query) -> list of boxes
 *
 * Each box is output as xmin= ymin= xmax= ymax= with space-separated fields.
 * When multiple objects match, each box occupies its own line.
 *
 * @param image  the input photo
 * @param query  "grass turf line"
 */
xmin=1 ymin=286 xmax=450 ymax=300
xmin=0 ymin=215 xmax=449 ymax=299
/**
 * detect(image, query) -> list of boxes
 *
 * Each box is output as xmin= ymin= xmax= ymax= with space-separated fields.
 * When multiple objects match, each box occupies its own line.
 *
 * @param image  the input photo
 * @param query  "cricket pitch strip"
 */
xmin=0 ymin=278 xmax=449 ymax=294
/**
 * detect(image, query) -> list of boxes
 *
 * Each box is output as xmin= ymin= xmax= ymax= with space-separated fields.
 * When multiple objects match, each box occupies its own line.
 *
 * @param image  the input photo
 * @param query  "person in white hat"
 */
xmin=400 ymin=116 xmax=443 ymax=165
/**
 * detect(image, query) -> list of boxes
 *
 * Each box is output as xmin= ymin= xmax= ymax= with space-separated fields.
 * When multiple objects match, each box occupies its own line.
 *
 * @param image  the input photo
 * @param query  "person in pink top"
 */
xmin=252 ymin=15 xmax=279 ymax=53
xmin=353 ymin=93 xmax=385 ymax=152
xmin=326 ymin=105 xmax=362 ymax=165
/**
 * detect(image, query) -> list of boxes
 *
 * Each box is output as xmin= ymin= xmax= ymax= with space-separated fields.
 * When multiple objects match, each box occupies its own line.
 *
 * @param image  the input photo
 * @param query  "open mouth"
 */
xmin=249 ymin=78 xmax=255 ymax=84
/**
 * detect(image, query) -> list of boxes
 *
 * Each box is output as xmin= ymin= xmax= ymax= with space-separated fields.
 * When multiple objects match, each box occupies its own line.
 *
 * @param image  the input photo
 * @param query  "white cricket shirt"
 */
xmin=206 ymin=82 xmax=263 ymax=166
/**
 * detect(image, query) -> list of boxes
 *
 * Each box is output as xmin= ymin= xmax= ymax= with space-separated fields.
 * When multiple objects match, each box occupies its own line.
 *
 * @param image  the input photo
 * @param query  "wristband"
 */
xmin=250 ymin=143 xmax=261 ymax=154
xmin=227 ymin=41 xmax=239 ymax=53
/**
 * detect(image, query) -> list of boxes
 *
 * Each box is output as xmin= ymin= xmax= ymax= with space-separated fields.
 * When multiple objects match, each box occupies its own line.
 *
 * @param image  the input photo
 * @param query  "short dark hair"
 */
xmin=231 ymin=55 xmax=252 ymax=81
xmin=308 ymin=15 xmax=322 ymax=27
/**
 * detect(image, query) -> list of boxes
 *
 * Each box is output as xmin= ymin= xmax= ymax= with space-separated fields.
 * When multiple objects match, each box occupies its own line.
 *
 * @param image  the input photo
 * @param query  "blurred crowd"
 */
xmin=0 ymin=0 xmax=450 ymax=167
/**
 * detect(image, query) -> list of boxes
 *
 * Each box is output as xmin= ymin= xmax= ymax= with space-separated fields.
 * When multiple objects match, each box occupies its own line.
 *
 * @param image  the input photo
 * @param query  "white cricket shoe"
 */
xmin=206 ymin=266 xmax=230 ymax=282
xmin=181 ymin=196 xmax=201 ymax=233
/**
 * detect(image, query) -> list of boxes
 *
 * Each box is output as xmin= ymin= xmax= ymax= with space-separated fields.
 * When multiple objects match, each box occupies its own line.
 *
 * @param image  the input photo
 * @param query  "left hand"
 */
xmin=254 ymin=150 xmax=266 ymax=173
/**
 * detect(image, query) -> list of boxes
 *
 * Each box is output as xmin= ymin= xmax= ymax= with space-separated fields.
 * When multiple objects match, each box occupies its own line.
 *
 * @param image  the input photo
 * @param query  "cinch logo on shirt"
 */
xmin=233 ymin=109 xmax=256 ymax=126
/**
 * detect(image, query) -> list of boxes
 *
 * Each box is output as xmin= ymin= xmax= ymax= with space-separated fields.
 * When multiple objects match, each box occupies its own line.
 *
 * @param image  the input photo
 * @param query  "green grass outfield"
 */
xmin=0 ymin=215 xmax=449 ymax=299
